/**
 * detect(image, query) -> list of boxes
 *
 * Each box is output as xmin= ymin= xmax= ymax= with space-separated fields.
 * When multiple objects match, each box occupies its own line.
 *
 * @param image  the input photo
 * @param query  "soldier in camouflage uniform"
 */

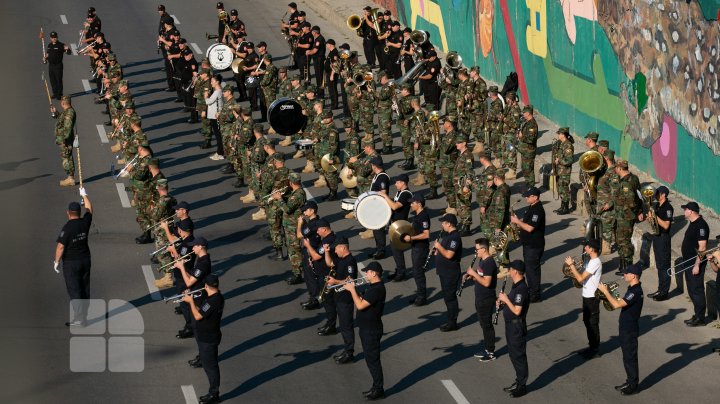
xmin=438 ymin=117 xmax=459 ymax=213
xmin=276 ymin=67 xmax=294 ymax=143
xmin=453 ymin=132 xmax=474 ymax=235
xmin=252 ymin=142 xmax=277 ymax=222
xmin=240 ymin=124 xmax=268 ymax=203
xmin=316 ymin=110 xmax=340 ymax=201
xmin=376 ymin=71 xmax=394 ymax=154
xmin=613 ymin=159 xmax=642 ymax=270
xmin=345 ymin=80 xmax=360 ymax=132
xmin=474 ymin=151 xmax=497 ymax=234
xmin=50 ymin=96 xmax=76 ymax=186
xmin=217 ymin=84 xmax=236 ymax=169
xmin=275 ymin=172 xmax=307 ymax=284
xmin=194 ymin=69 xmax=213 ymax=149
xmin=356 ymin=73 xmax=377 ymax=140
xmin=517 ymin=105 xmax=538 ymax=188
xmin=439 ymin=68 xmax=459 ymax=117
xmin=105 ymin=79 xmax=132 ymax=152
xmin=553 ymin=127 xmax=575 ymax=214
xmin=468 ymin=67 xmax=487 ymax=152
xmin=266 ymin=152 xmax=290 ymax=260
xmin=342 ymin=117 xmax=361 ymax=159
xmin=257 ymin=54 xmax=277 ymax=122
xmin=501 ymin=91 xmax=521 ymax=178
xmin=149 ymin=179 xmax=177 ymax=278
xmin=346 ymin=139 xmax=376 ymax=217
xmin=487 ymin=172 xmax=511 ymax=264
xmin=302 ymin=97 xmax=322 ymax=174
xmin=417 ymin=105 xmax=440 ymax=199
xmin=397 ymin=84 xmax=415 ymax=169
xmin=455 ymin=69 xmax=472 ymax=136
xmin=231 ymin=107 xmax=254 ymax=187
xmin=596 ymin=149 xmax=619 ymax=255
xmin=116 ymin=102 xmax=142 ymax=165
xmin=129 ymin=143 xmax=153 ymax=243
xmin=485 ymin=86 xmax=504 ymax=158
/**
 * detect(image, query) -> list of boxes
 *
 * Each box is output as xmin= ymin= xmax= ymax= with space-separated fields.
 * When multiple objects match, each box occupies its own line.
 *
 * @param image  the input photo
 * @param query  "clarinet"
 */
xmin=422 ymin=231 xmax=444 ymax=272
xmin=456 ymin=253 xmax=478 ymax=297
xmin=493 ymin=276 xmax=508 ymax=325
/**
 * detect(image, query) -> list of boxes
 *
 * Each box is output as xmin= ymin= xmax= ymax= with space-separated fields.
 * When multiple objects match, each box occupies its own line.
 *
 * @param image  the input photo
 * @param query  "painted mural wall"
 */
xmin=375 ymin=0 xmax=720 ymax=213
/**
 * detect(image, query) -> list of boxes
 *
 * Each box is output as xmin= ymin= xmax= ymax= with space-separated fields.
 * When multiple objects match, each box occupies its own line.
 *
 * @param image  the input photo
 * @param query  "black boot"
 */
xmin=556 ymin=201 xmax=570 ymax=215
xmin=136 ymin=230 xmax=153 ymax=244
xmin=382 ymin=146 xmax=392 ymax=155
xmin=569 ymin=200 xmax=577 ymax=212
xmin=405 ymin=158 xmax=416 ymax=170
xmin=187 ymin=111 xmax=198 ymax=124
xmin=616 ymin=260 xmax=627 ymax=276
xmin=398 ymin=159 xmax=408 ymax=169
xmin=286 ymin=273 xmax=303 ymax=285
xmin=425 ymin=187 xmax=439 ymax=200
xmin=324 ymin=190 xmax=338 ymax=201
xmin=461 ymin=225 xmax=472 ymax=237
xmin=232 ymin=177 xmax=244 ymax=188
xmin=268 ymin=247 xmax=286 ymax=261
xmin=200 ymin=139 xmax=212 ymax=149
xmin=220 ymin=163 xmax=234 ymax=174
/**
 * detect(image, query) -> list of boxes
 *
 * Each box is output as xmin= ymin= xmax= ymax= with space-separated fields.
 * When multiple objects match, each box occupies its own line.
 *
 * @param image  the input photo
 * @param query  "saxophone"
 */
xmin=505 ymin=199 xmax=522 ymax=242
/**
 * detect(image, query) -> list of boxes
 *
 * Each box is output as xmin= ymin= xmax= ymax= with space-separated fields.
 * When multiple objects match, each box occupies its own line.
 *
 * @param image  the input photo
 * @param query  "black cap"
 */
xmin=50 ymin=31 xmax=58 ymax=38
xmin=298 ymin=11 xmax=306 ymax=17
xmin=326 ymin=39 xmax=335 ymax=45
xmin=339 ymin=43 xmax=350 ymax=50
xmin=216 ymin=2 xmax=224 ymax=8
xmin=366 ymin=261 xmax=383 ymax=275
xmin=316 ymin=219 xmax=331 ymax=229
xmin=302 ymin=201 xmax=318 ymax=211
xmin=426 ymin=49 xmax=437 ymax=57
xmin=583 ymin=238 xmax=601 ymax=253
xmin=363 ymin=6 xmax=372 ymax=11
xmin=655 ymin=186 xmax=669 ymax=196
xmin=409 ymin=194 xmax=425 ymax=205
xmin=257 ymin=41 xmax=267 ymax=48
xmin=509 ymin=260 xmax=526 ymax=273
xmin=205 ymin=273 xmax=219 ymax=287
xmin=88 ymin=7 xmax=96 ymax=13
xmin=623 ymin=263 xmax=642 ymax=276
xmin=157 ymin=5 xmax=165 ymax=11
xmin=189 ymin=236 xmax=208 ymax=247
xmin=177 ymin=220 xmax=194 ymax=232
xmin=369 ymin=156 xmax=383 ymax=168
xmin=68 ymin=202 xmax=81 ymax=212
xmin=403 ymin=27 xmax=412 ymax=33
xmin=332 ymin=236 xmax=349 ymax=247
xmin=288 ymin=2 xmax=297 ymax=8
xmin=173 ymin=201 xmax=190 ymax=210
xmin=230 ymin=9 xmax=238 ymax=16
xmin=681 ymin=201 xmax=700 ymax=213
xmin=439 ymin=213 xmax=458 ymax=226
xmin=162 ymin=15 xmax=174 ymax=25
xmin=245 ymin=41 xmax=254 ymax=48
xmin=394 ymin=173 xmax=409 ymax=184
xmin=522 ymin=186 xmax=541 ymax=197
xmin=312 ymin=26 xmax=320 ymax=32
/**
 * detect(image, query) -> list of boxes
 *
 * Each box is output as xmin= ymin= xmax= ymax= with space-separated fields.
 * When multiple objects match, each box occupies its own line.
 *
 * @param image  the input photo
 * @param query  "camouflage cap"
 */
xmin=445 ymin=114 xmax=457 ymax=123
xmin=505 ymin=91 xmax=516 ymax=100
xmin=199 ymin=68 xmax=212 ymax=76
xmin=377 ymin=70 xmax=388 ymax=79
xmin=279 ymin=66 xmax=287 ymax=73
xmin=361 ymin=138 xmax=375 ymax=147
xmin=289 ymin=172 xmax=301 ymax=183
xmin=494 ymin=171 xmax=506 ymax=180
xmin=61 ymin=95 xmax=72 ymax=104
xmin=598 ymin=139 xmax=610 ymax=148
xmin=522 ymin=104 xmax=533 ymax=114
xmin=253 ymin=123 xmax=264 ymax=132
xmin=107 ymin=53 xmax=116 ymax=61
xmin=408 ymin=96 xmax=420 ymax=104
xmin=138 ymin=140 xmax=150 ymax=148
xmin=488 ymin=85 xmax=498 ymax=94
xmin=241 ymin=106 xmax=252 ymax=115
xmin=264 ymin=53 xmax=272 ymax=61
xmin=148 ymin=157 xmax=160 ymax=167
xmin=342 ymin=117 xmax=353 ymax=128
xmin=484 ymin=172 xmax=495 ymax=181
xmin=603 ymin=148 xmax=615 ymax=161
xmin=231 ymin=104 xmax=243 ymax=112
xmin=454 ymin=133 xmax=468 ymax=143
xmin=119 ymin=79 xmax=129 ymax=87
xmin=400 ymin=83 xmax=413 ymax=91
xmin=305 ymin=85 xmax=317 ymax=93
xmin=156 ymin=178 xmax=168 ymax=189
xmin=556 ymin=127 xmax=570 ymax=136
xmin=270 ymin=152 xmax=284 ymax=163
xmin=616 ymin=159 xmax=629 ymax=169
xmin=584 ymin=132 xmax=599 ymax=141
xmin=222 ymin=84 xmax=233 ymax=92
xmin=291 ymin=73 xmax=302 ymax=81
xmin=469 ymin=66 xmax=480 ymax=73
xmin=124 ymin=100 xmax=135 ymax=109
xmin=321 ymin=110 xmax=333 ymax=119
xmin=476 ymin=150 xmax=491 ymax=159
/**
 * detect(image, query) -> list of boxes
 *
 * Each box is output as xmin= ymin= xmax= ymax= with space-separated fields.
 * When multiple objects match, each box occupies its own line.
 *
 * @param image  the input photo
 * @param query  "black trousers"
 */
xmin=422 ymin=82 xmax=440 ymax=110
xmin=336 ymin=299 xmax=355 ymax=352
xmin=582 ymin=296 xmax=600 ymax=350
xmin=652 ymin=233 xmax=671 ymax=294
xmin=523 ymin=245 xmax=545 ymax=298
xmin=49 ymin=63 xmax=64 ymax=97
xmin=182 ymin=84 xmax=193 ymax=107
xmin=684 ymin=260 xmax=707 ymax=319
xmin=164 ymin=58 xmax=175 ymax=89
xmin=505 ymin=318 xmax=529 ymax=386
xmin=258 ymin=90 xmax=267 ymax=122
xmin=391 ymin=245 xmax=407 ymax=276
xmin=313 ymin=57 xmax=325 ymax=96
xmin=326 ymin=75 xmax=339 ymax=109
xmin=374 ymin=43 xmax=386 ymax=71
xmin=438 ymin=268 xmax=461 ymax=324
xmin=620 ymin=330 xmax=639 ymax=387
xmin=475 ymin=294 xmax=496 ymax=352
xmin=373 ymin=227 xmax=386 ymax=254
xmin=197 ymin=339 xmax=221 ymax=396
xmin=63 ymin=257 xmax=91 ymax=322
xmin=323 ymin=292 xmax=337 ymax=327
xmin=387 ymin=55 xmax=402 ymax=79
xmin=363 ymin=38 xmax=377 ymax=66
xmin=296 ymin=55 xmax=309 ymax=81
xmin=359 ymin=327 xmax=384 ymax=390
xmin=234 ymin=72 xmax=248 ymax=101
xmin=403 ymin=58 xmax=415 ymax=79
xmin=412 ymin=243 xmax=429 ymax=299
xmin=302 ymin=253 xmax=321 ymax=298
xmin=209 ymin=119 xmax=223 ymax=155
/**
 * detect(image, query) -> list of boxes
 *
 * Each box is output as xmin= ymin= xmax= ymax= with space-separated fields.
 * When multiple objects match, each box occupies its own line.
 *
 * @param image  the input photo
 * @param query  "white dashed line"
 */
xmin=190 ymin=42 xmax=202 ymax=55
xmin=60 ymin=15 xmax=68 ymax=24
xmin=305 ymin=188 xmax=314 ymax=201
xmin=181 ymin=385 xmax=199 ymax=404
xmin=96 ymin=124 xmax=108 ymax=143
xmin=141 ymin=265 xmax=161 ymax=301
xmin=82 ymin=79 xmax=92 ymax=92
xmin=171 ymin=15 xmax=180 ymax=25
xmin=71 ymin=43 xmax=78 ymax=55
xmin=115 ymin=183 xmax=131 ymax=208
xmin=441 ymin=380 xmax=470 ymax=404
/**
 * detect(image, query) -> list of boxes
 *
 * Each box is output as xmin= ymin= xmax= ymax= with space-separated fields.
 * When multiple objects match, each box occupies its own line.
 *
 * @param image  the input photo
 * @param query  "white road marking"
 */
xmin=171 ymin=15 xmax=180 ymax=24
xmin=60 ymin=15 xmax=68 ymax=24
xmin=71 ymin=43 xmax=78 ymax=55
xmin=82 ymin=79 xmax=92 ymax=92
xmin=190 ymin=43 xmax=202 ymax=55
xmin=96 ymin=124 xmax=108 ymax=143
xmin=141 ymin=265 xmax=161 ymax=301
xmin=441 ymin=380 xmax=470 ymax=404
xmin=305 ymin=188 xmax=314 ymax=201
xmin=181 ymin=385 xmax=199 ymax=404
xmin=115 ymin=183 xmax=131 ymax=208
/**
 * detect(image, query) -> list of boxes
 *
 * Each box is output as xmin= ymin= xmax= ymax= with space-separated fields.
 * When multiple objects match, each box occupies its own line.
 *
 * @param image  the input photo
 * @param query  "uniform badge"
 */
xmin=450 ymin=240 xmax=457 ymax=249
xmin=59 ymin=231 xmax=64 ymax=238
xmin=348 ymin=266 xmax=354 ymax=274
xmin=318 ymin=246 xmax=324 ymax=254
xmin=699 ymin=229 xmax=706 ymax=237
xmin=666 ymin=210 xmax=672 ymax=217
xmin=531 ymin=214 xmax=539 ymax=222
xmin=625 ymin=292 xmax=635 ymax=301
xmin=422 ymin=221 xmax=429 ymax=228
xmin=515 ymin=295 xmax=522 ymax=304
xmin=193 ymin=269 xmax=201 ymax=278
xmin=201 ymin=303 xmax=211 ymax=312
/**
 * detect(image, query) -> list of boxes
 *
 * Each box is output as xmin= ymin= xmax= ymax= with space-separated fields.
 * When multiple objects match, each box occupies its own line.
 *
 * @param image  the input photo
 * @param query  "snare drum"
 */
xmin=295 ymin=139 xmax=314 ymax=151
xmin=354 ymin=191 xmax=392 ymax=230
xmin=341 ymin=198 xmax=357 ymax=211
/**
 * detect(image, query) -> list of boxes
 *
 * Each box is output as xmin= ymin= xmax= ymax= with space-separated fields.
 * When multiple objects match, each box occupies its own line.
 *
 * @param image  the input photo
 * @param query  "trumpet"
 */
xmin=158 ymin=252 xmax=193 ymax=272
xmin=328 ymin=276 xmax=369 ymax=292
xmin=163 ymin=288 xmax=204 ymax=304
xmin=145 ymin=213 xmax=178 ymax=231
xmin=318 ymin=267 xmax=337 ymax=304
xmin=78 ymin=39 xmax=97 ymax=54
xmin=149 ymin=242 xmax=172 ymax=257
xmin=262 ymin=186 xmax=289 ymax=200
xmin=114 ymin=155 xmax=139 ymax=179
xmin=184 ymin=75 xmax=199 ymax=92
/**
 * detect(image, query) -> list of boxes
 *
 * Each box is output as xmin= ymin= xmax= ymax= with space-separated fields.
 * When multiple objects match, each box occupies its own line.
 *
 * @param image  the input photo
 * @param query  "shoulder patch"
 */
xmin=699 ymin=228 xmax=706 ymax=237
xmin=449 ymin=240 xmax=457 ymax=249
xmin=201 ymin=302 xmax=211 ymax=312
xmin=531 ymin=214 xmax=539 ymax=222
xmin=515 ymin=294 xmax=522 ymax=304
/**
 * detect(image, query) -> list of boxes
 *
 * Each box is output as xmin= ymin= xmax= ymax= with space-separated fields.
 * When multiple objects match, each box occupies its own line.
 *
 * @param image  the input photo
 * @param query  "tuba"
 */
xmin=641 ymin=184 xmax=660 ymax=236
xmin=389 ymin=60 xmax=427 ymax=87
xmin=409 ymin=30 xmax=429 ymax=61
xmin=347 ymin=14 xmax=364 ymax=37
xmin=427 ymin=110 xmax=440 ymax=151
xmin=596 ymin=281 xmax=621 ymax=311
xmin=438 ymin=51 xmax=463 ymax=82
xmin=579 ymin=150 xmax=604 ymax=202
xmin=562 ymin=255 xmax=586 ymax=288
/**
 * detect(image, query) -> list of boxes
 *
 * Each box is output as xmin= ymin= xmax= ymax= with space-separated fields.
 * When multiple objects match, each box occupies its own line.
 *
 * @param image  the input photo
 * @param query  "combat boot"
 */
xmin=302 ymin=160 xmax=315 ymax=173
xmin=268 ymin=127 xmax=277 ymax=135
xmin=382 ymin=146 xmax=392 ymax=155
xmin=220 ymin=163 xmax=234 ymax=174
xmin=601 ymin=239 xmax=612 ymax=256
xmin=59 ymin=176 xmax=75 ymax=187
xmin=404 ymin=158 xmax=416 ymax=170
xmin=136 ymin=230 xmax=153 ymax=244
xmin=314 ymin=175 xmax=326 ymax=187
xmin=324 ymin=190 xmax=338 ymax=201
xmin=359 ymin=229 xmax=374 ymax=239
xmin=199 ymin=139 xmax=212 ymax=149
xmin=286 ymin=273 xmax=303 ymax=285
xmin=445 ymin=207 xmax=457 ymax=215
xmin=461 ymin=224 xmax=472 ymax=237
xmin=505 ymin=168 xmax=516 ymax=180
xmin=398 ymin=159 xmax=408 ymax=169
xmin=556 ymin=201 xmax=570 ymax=215
xmin=279 ymin=135 xmax=292 ymax=146
xmin=240 ymin=190 xmax=255 ymax=203
xmin=251 ymin=208 xmax=267 ymax=221
xmin=232 ymin=177 xmax=244 ymax=188
xmin=293 ymin=150 xmax=305 ymax=159
xmin=425 ymin=187 xmax=439 ymax=200
xmin=411 ymin=173 xmax=425 ymax=186
xmin=268 ymin=248 xmax=286 ymax=261
xmin=472 ymin=142 xmax=485 ymax=154
xmin=154 ymin=272 xmax=174 ymax=289
xmin=110 ymin=140 xmax=122 ymax=153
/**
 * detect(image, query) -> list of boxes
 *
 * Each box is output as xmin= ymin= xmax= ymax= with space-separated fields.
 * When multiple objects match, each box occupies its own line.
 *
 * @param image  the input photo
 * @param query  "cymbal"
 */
xmin=389 ymin=220 xmax=414 ymax=251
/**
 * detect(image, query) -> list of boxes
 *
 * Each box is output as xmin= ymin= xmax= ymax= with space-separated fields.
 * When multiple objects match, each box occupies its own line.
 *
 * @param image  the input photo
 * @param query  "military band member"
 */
xmin=215 ymin=85 xmax=236 ymax=167
xmin=154 ymin=182 xmax=181 ymax=288
xmin=357 ymin=73 xmax=377 ymax=139
xmin=382 ymin=174 xmax=413 ymax=281
xmin=298 ymin=201 xmax=322 ymax=310
xmin=311 ymin=219 xmax=337 ymax=332
xmin=317 ymin=111 xmax=340 ymax=201
xmin=158 ymin=18 xmax=177 ymax=91
xmin=565 ymin=239 xmax=602 ymax=359
xmin=403 ymin=195 xmax=430 ymax=306
xmin=275 ymin=173 xmax=307 ymax=284
xmin=324 ymin=236 xmax=357 ymax=363
xmin=501 ymin=92 xmax=521 ymax=178
xmin=266 ymin=153 xmax=290 ymax=261
xmin=243 ymin=42 xmax=261 ymax=110
xmin=456 ymin=69 xmax=472 ymax=137
xmin=400 ymin=28 xmax=415 ymax=74
xmin=596 ymin=149 xmax=619 ymax=255
xmin=240 ymin=124 xmax=268 ymax=204
xmin=418 ymin=49 xmax=441 ymax=111
xmin=453 ymin=133 xmax=474 ymax=236
xmin=517 ymin=105 xmax=538 ymax=188
xmin=486 ymin=86 xmax=503 ymax=157
xmin=342 ymin=117 xmax=360 ymax=168
xmin=376 ymin=72 xmax=394 ymax=154
xmin=215 ymin=2 xmax=226 ymax=40
xmin=50 ymin=96 xmax=77 ymax=187
xmin=553 ymin=127 xmax=574 ymax=214
xmin=464 ymin=237 xmax=498 ymax=361
xmin=498 ymin=260 xmax=530 ymax=398
xmin=45 ymin=31 xmax=71 ymax=99
xmin=325 ymin=39 xmax=340 ymax=109
xmin=475 ymin=152 xmax=496 ymax=234
xmin=360 ymin=6 xmax=379 ymax=67
xmin=258 ymin=54 xmax=278 ymax=122
xmin=308 ymin=26 xmax=326 ymax=96
xmin=435 ymin=214 xmax=463 ymax=331
xmin=487 ymin=172 xmax=511 ymax=244
xmin=194 ymin=69 xmax=213 ymax=148
xmin=613 ymin=159 xmax=642 ymax=272
xmin=438 ymin=117 xmax=459 ymax=213
xmin=416 ymin=105 xmax=440 ymax=198
xmin=680 ymin=201 xmax=709 ymax=327
xmin=646 ymin=186 xmax=673 ymax=301
xmin=296 ymin=22 xmax=314 ymax=81
xmin=375 ymin=11 xmax=390 ymax=71
xmin=385 ymin=22 xmax=403 ymax=79
xmin=347 ymin=139 xmax=376 ymax=210
xmin=369 ymin=157 xmax=390 ymax=259
xmin=468 ymin=67 xmax=487 ymax=149
xmin=397 ymin=84 xmax=415 ymax=169
xmin=175 ymin=232 xmax=211 ymax=343
xmin=511 ymin=186 xmax=546 ymax=302
xmin=597 ymin=139 xmax=610 ymax=156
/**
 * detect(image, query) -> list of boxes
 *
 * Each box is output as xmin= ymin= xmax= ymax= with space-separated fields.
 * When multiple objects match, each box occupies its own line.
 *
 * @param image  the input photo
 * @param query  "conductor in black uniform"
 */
xmin=324 ymin=236 xmax=357 ymax=363
xmin=435 ymin=213 xmax=462 ymax=331
xmin=498 ymin=260 xmax=530 ymax=398
xmin=55 ymin=188 xmax=93 ymax=327
xmin=510 ymin=186 xmax=545 ymax=302
xmin=344 ymin=261 xmax=386 ymax=401
xmin=45 ymin=31 xmax=71 ymax=100
xmin=404 ymin=194 xmax=430 ymax=306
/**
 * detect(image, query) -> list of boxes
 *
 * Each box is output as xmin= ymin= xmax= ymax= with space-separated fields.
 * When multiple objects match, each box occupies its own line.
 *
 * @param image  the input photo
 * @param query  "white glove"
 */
xmin=79 ymin=187 xmax=88 ymax=197
xmin=53 ymin=261 xmax=61 ymax=274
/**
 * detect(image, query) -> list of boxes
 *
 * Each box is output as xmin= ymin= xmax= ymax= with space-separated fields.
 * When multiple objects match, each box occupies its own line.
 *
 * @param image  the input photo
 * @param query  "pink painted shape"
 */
xmin=561 ymin=0 xmax=598 ymax=44
xmin=651 ymin=115 xmax=677 ymax=184
xmin=499 ymin=0 xmax=529 ymax=105
xmin=419 ymin=0 xmax=425 ymax=17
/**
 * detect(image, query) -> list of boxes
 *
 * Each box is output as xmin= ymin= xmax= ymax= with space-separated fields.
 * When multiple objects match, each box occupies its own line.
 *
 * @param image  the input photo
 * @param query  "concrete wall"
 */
xmin=375 ymin=0 xmax=720 ymax=213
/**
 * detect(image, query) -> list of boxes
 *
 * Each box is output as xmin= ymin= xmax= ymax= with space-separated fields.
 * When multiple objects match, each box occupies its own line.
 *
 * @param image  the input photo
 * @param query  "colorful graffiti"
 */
xmin=377 ymin=0 xmax=720 ymax=213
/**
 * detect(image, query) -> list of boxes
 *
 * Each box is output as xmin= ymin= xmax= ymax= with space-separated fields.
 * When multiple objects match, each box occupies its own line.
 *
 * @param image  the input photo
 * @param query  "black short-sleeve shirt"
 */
xmin=474 ymin=256 xmax=498 ymax=300
xmin=619 ymin=283 xmax=643 ymax=333
xmin=195 ymin=292 xmax=224 ymax=343
xmin=355 ymin=282 xmax=386 ymax=330
xmin=436 ymin=230 xmax=462 ymax=271
xmin=313 ymin=34 xmax=326 ymax=59
xmin=177 ymin=235 xmax=196 ymax=269
xmin=302 ymin=216 xmax=322 ymax=249
xmin=333 ymin=253 xmax=358 ymax=303
xmin=370 ymin=172 xmax=390 ymax=193
xmin=187 ymin=254 xmax=211 ymax=289
xmin=299 ymin=32 xmax=314 ymax=52
xmin=314 ymin=232 xmax=336 ymax=275
xmin=503 ymin=279 xmax=530 ymax=320
xmin=519 ymin=202 xmax=545 ymax=248
xmin=47 ymin=41 xmax=68 ymax=64
xmin=681 ymin=216 xmax=709 ymax=259
xmin=654 ymin=200 xmax=674 ymax=235
xmin=411 ymin=209 xmax=431 ymax=246
xmin=391 ymin=190 xmax=412 ymax=221
xmin=57 ymin=212 xmax=93 ymax=261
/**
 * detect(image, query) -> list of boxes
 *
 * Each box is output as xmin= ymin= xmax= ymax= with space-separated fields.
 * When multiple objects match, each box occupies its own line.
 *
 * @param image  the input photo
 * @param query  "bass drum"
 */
xmin=268 ymin=97 xmax=307 ymax=136
xmin=354 ymin=191 xmax=391 ymax=230
xmin=206 ymin=43 xmax=234 ymax=70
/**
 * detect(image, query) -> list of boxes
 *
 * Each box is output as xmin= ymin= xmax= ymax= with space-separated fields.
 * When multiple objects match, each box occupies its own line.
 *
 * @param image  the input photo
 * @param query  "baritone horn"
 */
xmin=561 ymin=256 xmax=586 ymax=288
xmin=596 ymin=281 xmax=621 ymax=311
xmin=641 ymin=184 xmax=660 ymax=236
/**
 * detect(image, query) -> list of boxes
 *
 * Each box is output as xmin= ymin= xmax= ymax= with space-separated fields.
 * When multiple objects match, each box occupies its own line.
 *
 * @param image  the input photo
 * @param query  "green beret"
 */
xmin=598 ymin=140 xmax=610 ymax=148
xmin=253 ymin=123 xmax=264 ymax=132
xmin=522 ymin=104 xmax=533 ymax=114
xmin=557 ymin=127 xmax=570 ymax=136
xmin=156 ymin=178 xmax=168 ymax=189
xmin=289 ymin=172 xmax=301 ymax=183
xmin=585 ymin=132 xmax=599 ymax=141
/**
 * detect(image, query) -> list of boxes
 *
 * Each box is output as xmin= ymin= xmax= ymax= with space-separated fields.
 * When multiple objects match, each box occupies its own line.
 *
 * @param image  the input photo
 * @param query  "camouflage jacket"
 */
xmin=317 ymin=124 xmax=339 ymax=158
xmin=453 ymin=149 xmax=474 ymax=193
xmin=475 ymin=164 xmax=497 ymax=206
xmin=377 ymin=84 xmax=393 ymax=108
xmin=150 ymin=194 xmax=177 ymax=223
xmin=54 ymin=107 xmax=76 ymax=145
xmin=486 ymin=98 xmax=504 ymax=131
xmin=614 ymin=172 xmax=641 ymax=221
xmin=252 ymin=136 xmax=268 ymax=165
xmin=398 ymin=95 xmax=413 ymax=122
xmin=217 ymin=98 xmax=236 ymax=129
xmin=194 ymin=77 xmax=211 ymax=105
xmin=518 ymin=117 xmax=538 ymax=146
xmin=260 ymin=64 xmax=278 ymax=90
xmin=502 ymin=103 xmax=522 ymax=133
xmin=278 ymin=77 xmax=292 ymax=98
xmin=596 ymin=165 xmax=619 ymax=208
xmin=280 ymin=187 xmax=307 ymax=225
xmin=470 ymin=77 xmax=487 ymax=112
xmin=487 ymin=182 xmax=510 ymax=231
xmin=438 ymin=129 xmax=459 ymax=165
xmin=553 ymin=140 xmax=574 ymax=176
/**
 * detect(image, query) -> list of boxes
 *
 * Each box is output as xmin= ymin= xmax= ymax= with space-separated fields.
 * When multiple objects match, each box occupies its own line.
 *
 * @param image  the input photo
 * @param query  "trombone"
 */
xmin=158 ymin=252 xmax=193 ymax=272
xmin=328 ymin=276 xmax=369 ymax=292
xmin=665 ymin=245 xmax=720 ymax=276
xmin=163 ymin=288 xmax=204 ymax=303
xmin=114 ymin=155 xmax=139 ymax=179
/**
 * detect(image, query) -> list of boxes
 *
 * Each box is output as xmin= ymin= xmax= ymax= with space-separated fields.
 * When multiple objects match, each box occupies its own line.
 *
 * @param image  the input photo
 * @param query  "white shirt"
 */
xmin=582 ymin=257 xmax=602 ymax=298
xmin=204 ymin=87 xmax=223 ymax=119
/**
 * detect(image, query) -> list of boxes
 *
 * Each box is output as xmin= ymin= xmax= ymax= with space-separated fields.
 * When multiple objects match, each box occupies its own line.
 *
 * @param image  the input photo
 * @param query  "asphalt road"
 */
xmin=1 ymin=1 xmax=718 ymax=403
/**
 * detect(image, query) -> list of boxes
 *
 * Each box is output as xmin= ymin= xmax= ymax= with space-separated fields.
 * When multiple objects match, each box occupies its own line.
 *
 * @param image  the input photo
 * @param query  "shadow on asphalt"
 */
xmin=123 ymin=58 xmax=163 ymax=69
xmin=0 ymin=174 xmax=52 ymax=191
xmin=640 ymin=338 xmax=720 ymax=390
xmin=0 ymin=157 xmax=39 ymax=171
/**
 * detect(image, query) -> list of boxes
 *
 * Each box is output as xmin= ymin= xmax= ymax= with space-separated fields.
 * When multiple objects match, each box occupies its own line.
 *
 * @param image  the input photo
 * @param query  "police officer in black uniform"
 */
xmin=344 ymin=261 xmax=386 ymax=401
xmin=434 ymin=213 xmax=462 ymax=331
xmin=180 ymin=48 xmax=198 ymax=121
xmin=309 ymin=26 xmax=326 ymax=97
xmin=369 ymin=156 xmax=391 ymax=259
xmin=296 ymin=22 xmax=314 ymax=81
xmin=176 ymin=231 xmax=210 ymax=339
xmin=646 ymin=186 xmax=673 ymax=301
xmin=55 ymin=189 xmax=93 ymax=327
xmin=464 ymin=237 xmax=498 ymax=361
xmin=242 ymin=42 xmax=260 ymax=110
xmin=171 ymin=220 xmax=196 ymax=338
xmin=382 ymin=174 xmax=412 ymax=281
xmin=385 ymin=22 xmax=403 ymax=79
xmin=184 ymin=267 xmax=224 ymax=404
xmin=418 ymin=49 xmax=441 ymax=110
xmin=299 ymin=201 xmax=322 ymax=310
xmin=401 ymin=28 xmax=415 ymax=76
xmin=158 ymin=18 xmax=176 ymax=91
xmin=680 ymin=201 xmax=709 ymax=326
xmin=360 ymin=6 xmax=379 ymax=67
xmin=404 ymin=194 xmax=431 ymax=306
xmin=215 ymin=2 xmax=225 ymax=41
xmin=45 ymin=32 xmax=70 ymax=99
xmin=498 ymin=260 xmax=530 ymax=398
xmin=325 ymin=39 xmax=339 ymax=109
xmin=510 ymin=186 xmax=546 ymax=302
xmin=597 ymin=263 xmax=644 ymax=395
xmin=324 ymin=236 xmax=357 ymax=363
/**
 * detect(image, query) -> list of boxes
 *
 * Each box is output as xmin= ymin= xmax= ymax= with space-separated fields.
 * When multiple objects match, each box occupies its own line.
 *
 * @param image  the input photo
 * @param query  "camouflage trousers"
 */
xmin=284 ymin=221 xmax=302 ymax=275
xmin=615 ymin=218 xmax=635 ymax=265
xmin=478 ymin=211 xmax=490 ymax=236
xmin=59 ymin=144 xmax=75 ymax=176
xmin=201 ymin=117 xmax=212 ymax=140
xmin=420 ymin=153 xmax=438 ymax=187
xmin=323 ymin=168 xmax=339 ymax=192
xmin=357 ymin=177 xmax=371 ymax=194
xmin=267 ymin=201 xmax=284 ymax=249
xmin=439 ymin=163 xmax=456 ymax=208
xmin=557 ymin=173 xmax=571 ymax=203
xmin=399 ymin=122 xmax=413 ymax=160
xmin=360 ymin=114 xmax=374 ymax=137
xmin=152 ymin=227 xmax=173 ymax=271
xmin=600 ymin=209 xmax=616 ymax=244
xmin=502 ymin=132 xmax=517 ymax=170
xmin=456 ymin=191 xmax=472 ymax=227
xmin=445 ymin=97 xmax=457 ymax=116
xmin=377 ymin=110 xmax=393 ymax=148
xmin=263 ymin=89 xmax=276 ymax=108
xmin=487 ymin=128 xmax=502 ymax=155
xmin=517 ymin=144 xmax=536 ymax=186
